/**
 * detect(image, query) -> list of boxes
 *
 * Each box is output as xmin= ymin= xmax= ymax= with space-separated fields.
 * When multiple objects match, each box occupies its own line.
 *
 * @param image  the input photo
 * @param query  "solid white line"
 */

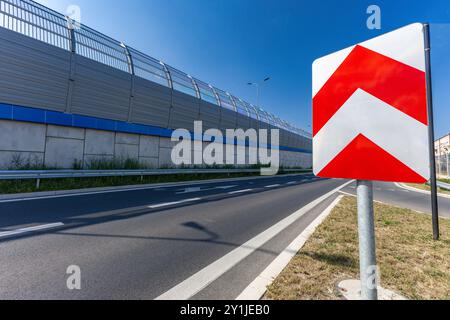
xmin=155 ymin=180 xmax=354 ymax=300
xmin=236 ymin=195 xmax=344 ymax=300
xmin=228 ymin=189 xmax=253 ymax=195
xmin=265 ymin=184 xmax=281 ymax=188
xmin=339 ymin=190 xmax=356 ymax=198
xmin=148 ymin=198 xmax=201 ymax=209
xmin=0 ymin=222 xmax=64 ymax=239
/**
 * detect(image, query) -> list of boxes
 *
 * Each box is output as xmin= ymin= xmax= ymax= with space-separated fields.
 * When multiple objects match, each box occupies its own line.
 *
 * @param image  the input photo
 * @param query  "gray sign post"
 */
xmin=424 ymin=23 xmax=440 ymax=241
xmin=356 ymin=180 xmax=378 ymax=300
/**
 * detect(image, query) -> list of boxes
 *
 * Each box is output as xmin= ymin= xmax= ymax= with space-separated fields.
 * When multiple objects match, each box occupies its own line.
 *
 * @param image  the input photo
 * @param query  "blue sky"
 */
xmin=37 ymin=0 xmax=450 ymax=138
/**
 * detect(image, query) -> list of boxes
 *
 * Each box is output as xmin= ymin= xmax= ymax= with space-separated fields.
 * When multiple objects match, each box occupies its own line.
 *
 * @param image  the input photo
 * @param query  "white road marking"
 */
xmin=339 ymin=190 xmax=356 ymax=197
xmin=176 ymin=187 xmax=202 ymax=194
xmin=216 ymin=186 xmax=238 ymax=190
xmin=0 ymin=222 xmax=64 ymax=239
xmin=0 ymin=173 xmax=311 ymax=204
xmin=148 ymin=198 xmax=201 ymax=209
xmin=286 ymin=181 xmax=297 ymax=185
xmin=155 ymin=180 xmax=354 ymax=300
xmin=265 ymin=184 xmax=281 ymax=188
xmin=237 ymin=195 xmax=344 ymax=300
xmin=228 ymin=189 xmax=253 ymax=195
xmin=176 ymin=185 xmax=238 ymax=194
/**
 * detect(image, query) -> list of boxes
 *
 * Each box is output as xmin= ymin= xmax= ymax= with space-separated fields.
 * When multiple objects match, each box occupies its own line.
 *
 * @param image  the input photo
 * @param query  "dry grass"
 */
xmin=265 ymin=196 xmax=450 ymax=300
xmin=406 ymin=183 xmax=450 ymax=196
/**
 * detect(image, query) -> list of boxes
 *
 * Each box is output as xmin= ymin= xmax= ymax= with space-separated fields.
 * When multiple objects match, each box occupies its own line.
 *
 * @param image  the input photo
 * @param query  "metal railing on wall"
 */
xmin=0 ymin=0 xmax=311 ymax=139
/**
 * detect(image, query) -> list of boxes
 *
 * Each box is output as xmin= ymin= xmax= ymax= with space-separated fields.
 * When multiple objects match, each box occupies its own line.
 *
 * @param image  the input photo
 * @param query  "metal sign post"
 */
xmin=356 ymin=180 xmax=378 ymax=300
xmin=424 ymin=23 xmax=440 ymax=241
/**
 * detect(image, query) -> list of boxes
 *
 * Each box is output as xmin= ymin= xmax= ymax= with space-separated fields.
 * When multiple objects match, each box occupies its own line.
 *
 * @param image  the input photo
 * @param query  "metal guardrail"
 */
xmin=0 ymin=168 xmax=311 ymax=189
xmin=437 ymin=181 xmax=450 ymax=191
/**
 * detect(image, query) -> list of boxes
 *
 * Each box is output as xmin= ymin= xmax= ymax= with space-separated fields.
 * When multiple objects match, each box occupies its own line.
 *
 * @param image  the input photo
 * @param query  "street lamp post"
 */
xmin=248 ymin=77 xmax=271 ymax=107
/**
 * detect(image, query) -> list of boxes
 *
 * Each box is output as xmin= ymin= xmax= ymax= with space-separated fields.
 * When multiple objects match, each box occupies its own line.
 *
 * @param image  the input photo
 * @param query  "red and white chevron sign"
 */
xmin=312 ymin=23 xmax=430 ymax=183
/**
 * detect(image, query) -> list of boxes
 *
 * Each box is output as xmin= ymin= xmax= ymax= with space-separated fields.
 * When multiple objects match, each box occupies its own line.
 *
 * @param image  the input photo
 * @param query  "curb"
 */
xmin=395 ymin=183 xmax=450 ymax=199
xmin=236 ymin=195 xmax=344 ymax=300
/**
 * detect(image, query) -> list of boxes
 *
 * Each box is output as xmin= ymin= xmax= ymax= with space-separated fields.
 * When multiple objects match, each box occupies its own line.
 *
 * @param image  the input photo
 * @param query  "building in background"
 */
xmin=435 ymin=134 xmax=449 ymax=178
xmin=435 ymin=134 xmax=450 ymax=156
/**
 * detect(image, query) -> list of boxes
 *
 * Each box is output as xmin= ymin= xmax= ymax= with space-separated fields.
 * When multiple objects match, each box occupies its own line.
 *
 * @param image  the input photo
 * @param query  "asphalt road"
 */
xmin=341 ymin=181 xmax=450 ymax=218
xmin=0 ymin=173 xmax=348 ymax=300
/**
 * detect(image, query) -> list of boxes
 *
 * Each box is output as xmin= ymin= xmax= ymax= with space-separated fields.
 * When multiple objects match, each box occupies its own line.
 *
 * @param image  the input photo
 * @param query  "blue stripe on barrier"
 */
xmin=0 ymin=103 xmax=12 ymax=120
xmin=0 ymin=103 xmax=312 ymax=154
xmin=13 ymin=105 xmax=46 ymax=123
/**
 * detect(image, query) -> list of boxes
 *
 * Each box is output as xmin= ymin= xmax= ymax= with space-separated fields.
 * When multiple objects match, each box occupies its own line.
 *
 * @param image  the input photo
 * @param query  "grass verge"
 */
xmin=0 ymin=170 xmax=307 ymax=195
xmin=265 ymin=196 xmax=450 ymax=300
xmin=406 ymin=183 xmax=450 ymax=195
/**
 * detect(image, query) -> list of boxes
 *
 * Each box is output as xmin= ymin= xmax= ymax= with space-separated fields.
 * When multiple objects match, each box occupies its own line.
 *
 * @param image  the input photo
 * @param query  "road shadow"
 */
xmin=0 ymin=176 xmax=334 ymax=242
xmin=300 ymin=251 xmax=356 ymax=268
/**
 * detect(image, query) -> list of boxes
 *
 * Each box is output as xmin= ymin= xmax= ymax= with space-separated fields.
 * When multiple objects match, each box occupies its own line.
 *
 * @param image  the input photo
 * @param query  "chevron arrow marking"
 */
xmin=313 ymin=89 xmax=429 ymax=182
xmin=312 ymin=23 xmax=429 ymax=183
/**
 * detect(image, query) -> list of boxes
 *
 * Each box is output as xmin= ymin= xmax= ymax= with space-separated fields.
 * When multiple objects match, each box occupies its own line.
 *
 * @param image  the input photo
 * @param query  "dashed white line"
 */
xmin=176 ymin=187 xmax=202 ymax=194
xmin=228 ymin=189 xmax=253 ymax=195
xmin=0 ymin=222 xmax=64 ymax=239
xmin=286 ymin=181 xmax=297 ymax=185
xmin=148 ymin=198 xmax=201 ymax=209
xmin=265 ymin=184 xmax=281 ymax=188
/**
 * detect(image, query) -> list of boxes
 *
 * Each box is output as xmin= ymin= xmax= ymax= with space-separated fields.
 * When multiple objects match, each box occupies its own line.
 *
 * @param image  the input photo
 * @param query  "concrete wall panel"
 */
xmin=0 ymin=151 xmax=44 ymax=169
xmin=139 ymin=136 xmax=160 ymax=158
xmin=115 ymin=143 xmax=139 ymax=160
xmin=85 ymin=130 xmax=115 ymax=156
xmin=44 ymin=137 xmax=84 ymax=168
xmin=47 ymin=125 xmax=85 ymax=140
xmin=0 ymin=120 xmax=46 ymax=152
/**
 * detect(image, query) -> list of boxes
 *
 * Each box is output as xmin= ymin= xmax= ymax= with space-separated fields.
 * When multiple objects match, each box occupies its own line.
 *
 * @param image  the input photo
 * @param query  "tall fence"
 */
xmin=0 ymin=0 xmax=311 ymax=141
xmin=436 ymin=154 xmax=449 ymax=178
